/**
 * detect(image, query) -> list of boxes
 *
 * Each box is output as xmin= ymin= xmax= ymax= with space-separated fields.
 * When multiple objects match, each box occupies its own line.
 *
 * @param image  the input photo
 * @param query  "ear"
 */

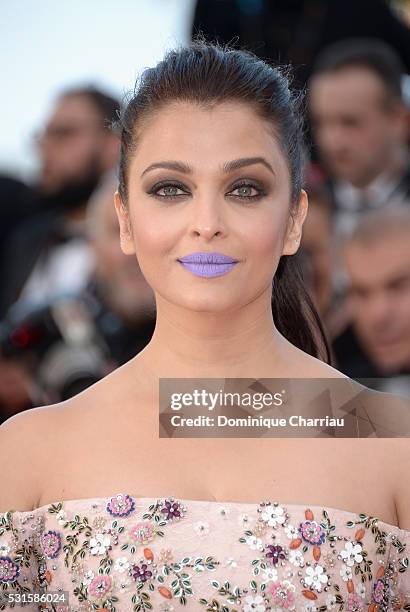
xmin=114 ymin=190 xmax=136 ymax=255
xmin=282 ymin=189 xmax=309 ymax=256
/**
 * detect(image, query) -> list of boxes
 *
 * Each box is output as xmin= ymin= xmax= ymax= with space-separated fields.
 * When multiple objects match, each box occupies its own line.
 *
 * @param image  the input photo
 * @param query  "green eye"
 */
xmin=228 ymin=181 xmax=265 ymax=200
xmin=148 ymin=181 xmax=188 ymax=200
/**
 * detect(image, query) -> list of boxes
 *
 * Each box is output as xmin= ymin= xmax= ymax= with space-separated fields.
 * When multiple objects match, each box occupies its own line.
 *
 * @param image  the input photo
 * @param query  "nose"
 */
xmin=189 ymin=194 xmax=226 ymax=240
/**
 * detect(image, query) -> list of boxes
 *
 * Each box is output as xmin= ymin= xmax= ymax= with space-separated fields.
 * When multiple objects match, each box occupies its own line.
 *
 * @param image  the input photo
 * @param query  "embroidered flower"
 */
xmin=284 ymin=524 xmax=298 ymax=539
xmin=346 ymin=593 xmax=365 ymax=611
xmin=71 ymin=561 xmax=87 ymax=582
xmin=158 ymin=548 xmax=174 ymax=565
xmin=77 ymin=602 xmax=94 ymax=612
xmin=56 ymin=509 xmax=67 ymax=525
xmin=253 ymin=521 xmax=268 ymax=537
xmin=288 ymin=549 xmax=305 ymax=567
xmin=160 ymin=498 xmax=185 ymax=521
xmin=372 ymin=579 xmax=385 ymax=604
xmin=89 ymin=533 xmax=111 ymax=555
xmin=117 ymin=574 xmax=132 ymax=593
xmin=265 ymin=544 xmax=286 ymax=565
xmin=194 ymin=520 xmax=210 ymax=536
xmin=131 ymin=562 xmax=153 ymax=583
xmin=41 ymin=530 xmax=62 ymax=559
xmin=246 ymin=535 xmax=264 ymax=551
xmin=92 ymin=516 xmax=107 ymax=531
xmin=224 ymin=556 xmax=238 ymax=568
xmin=326 ymin=594 xmax=337 ymax=609
xmin=299 ymin=521 xmax=326 ymax=545
xmin=268 ymin=579 xmax=296 ymax=609
xmin=261 ymin=504 xmax=286 ymax=527
xmin=82 ymin=570 xmax=95 ymax=585
xmin=106 ymin=493 xmax=136 ymax=517
xmin=129 ymin=521 xmax=155 ymax=545
xmin=356 ymin=583 xmax=366 ymax=598
xmin=114 ymin=556 xmax=130 ymax=573
xmin=340 ymin=542 xmax=363 ymax=566
xmin=323 ymin=552 xmax=336 ymax=568
xmin=0 ymin=556 xmax=20 ymax=583
xmin=82 ymin=569 xmax=95 ymax=585
xmin=0 ymin=543 xmax=10 ymax=556
xmin=303 ymin=604 xmax=317 ymax=612
xmin=304 ymin=565 xmax=328 ymax=591
xmin=88 ymin=574 xmax=113 ymax=600
xmin=262 ymin=566 xmax=278 ymax=582
xmin=243 ymin=594 xmax=266 ymax=611
xmin=340 ymin=564 xmax=353 ymax=581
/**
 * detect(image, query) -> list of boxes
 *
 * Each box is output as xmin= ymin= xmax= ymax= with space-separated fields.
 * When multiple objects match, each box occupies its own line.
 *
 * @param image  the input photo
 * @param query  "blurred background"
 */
xmin=1 ymin=0 xmax=410 ymax=422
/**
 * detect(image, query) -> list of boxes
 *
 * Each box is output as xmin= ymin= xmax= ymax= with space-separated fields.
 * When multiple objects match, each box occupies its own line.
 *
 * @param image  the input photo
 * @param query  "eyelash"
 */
xmin=147 ymin=180 xmax=266 ymax=202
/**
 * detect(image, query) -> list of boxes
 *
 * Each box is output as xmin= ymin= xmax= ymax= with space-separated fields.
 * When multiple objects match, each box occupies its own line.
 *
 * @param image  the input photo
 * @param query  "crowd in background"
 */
xmin=1 ymin=0 xmax=410 ymax=422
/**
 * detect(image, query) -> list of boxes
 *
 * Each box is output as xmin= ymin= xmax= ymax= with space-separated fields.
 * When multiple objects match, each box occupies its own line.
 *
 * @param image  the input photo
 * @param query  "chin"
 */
xmin=169 ymin=292 xmax=238 ymax=313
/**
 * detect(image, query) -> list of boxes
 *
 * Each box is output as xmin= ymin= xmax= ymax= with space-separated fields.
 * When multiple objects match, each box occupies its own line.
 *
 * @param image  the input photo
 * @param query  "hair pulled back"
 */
xmin=114 ymin=37 xmax=332 ymax=364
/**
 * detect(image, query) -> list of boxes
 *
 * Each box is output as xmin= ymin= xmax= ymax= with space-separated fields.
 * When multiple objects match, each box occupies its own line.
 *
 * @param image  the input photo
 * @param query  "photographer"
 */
xmin=0 ymin=174 xmax=156 ymax=422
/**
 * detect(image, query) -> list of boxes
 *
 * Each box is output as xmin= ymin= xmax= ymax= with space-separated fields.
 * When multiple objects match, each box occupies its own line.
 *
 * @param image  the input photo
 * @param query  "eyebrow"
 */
xmin=140 ymin=157 xmax=275 ymax=178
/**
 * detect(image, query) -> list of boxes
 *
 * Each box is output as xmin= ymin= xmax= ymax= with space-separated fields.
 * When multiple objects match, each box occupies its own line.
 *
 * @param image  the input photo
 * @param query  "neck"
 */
xmin=136 ymin=289 xmax=288 ymax=378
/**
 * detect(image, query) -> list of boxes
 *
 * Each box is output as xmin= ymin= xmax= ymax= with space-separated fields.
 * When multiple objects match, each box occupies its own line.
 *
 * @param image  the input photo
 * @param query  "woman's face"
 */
xmin=115 ymin=101 xmax=307 ymax=313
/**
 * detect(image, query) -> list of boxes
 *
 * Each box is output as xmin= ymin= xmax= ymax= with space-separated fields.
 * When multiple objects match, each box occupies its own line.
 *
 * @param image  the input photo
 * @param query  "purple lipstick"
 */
xmin=177 ymin=251 xmax=239 ymax=278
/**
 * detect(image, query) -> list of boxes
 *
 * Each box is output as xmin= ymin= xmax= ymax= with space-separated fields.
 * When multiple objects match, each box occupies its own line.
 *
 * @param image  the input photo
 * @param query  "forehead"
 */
xmin=48 ymin=94 xmax=100 ymax=125
xmin=344 ymin=236 xmax=410 ymax=286
xmin=310 ymin=67 xmax=386 ymax=115
xmin=129 ymin=101 xmax=288 ymax=175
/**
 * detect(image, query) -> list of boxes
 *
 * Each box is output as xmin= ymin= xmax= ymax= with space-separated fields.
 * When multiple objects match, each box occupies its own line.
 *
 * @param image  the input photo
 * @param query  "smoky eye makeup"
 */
xmin=144 ymin=176 xmax=271 ymax=202
xmin=145 ymin=179 xmax=189 ymax=200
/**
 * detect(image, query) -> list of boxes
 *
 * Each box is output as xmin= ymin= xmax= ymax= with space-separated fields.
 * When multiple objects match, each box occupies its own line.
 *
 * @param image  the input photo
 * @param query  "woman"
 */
xmin=1 ymin=39 xmax=409 ymax=611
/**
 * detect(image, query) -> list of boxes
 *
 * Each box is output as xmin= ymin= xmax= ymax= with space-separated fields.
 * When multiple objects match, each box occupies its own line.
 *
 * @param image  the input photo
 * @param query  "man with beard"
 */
xmin=0 ymin=86 xmax=120 ymax=315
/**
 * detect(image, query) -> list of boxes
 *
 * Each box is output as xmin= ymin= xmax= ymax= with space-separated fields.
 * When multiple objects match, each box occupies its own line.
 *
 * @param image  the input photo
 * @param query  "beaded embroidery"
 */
xmin=0 ymin=495 xmax=409 ymax=611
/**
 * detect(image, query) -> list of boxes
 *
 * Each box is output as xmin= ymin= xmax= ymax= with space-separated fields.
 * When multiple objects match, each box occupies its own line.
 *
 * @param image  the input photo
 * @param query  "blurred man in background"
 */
xmin=309 ymin=38 xmax=410 ymax=240
xmin=0 ymin=85 xmax=120 ymax=316
xmin=332 ymin=206 xmax=410 ymax=395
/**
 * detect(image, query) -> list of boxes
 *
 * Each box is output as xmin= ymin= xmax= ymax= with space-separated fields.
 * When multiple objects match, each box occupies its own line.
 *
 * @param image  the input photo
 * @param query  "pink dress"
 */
xmin=1 ymin=494 xmax=409 ymax=611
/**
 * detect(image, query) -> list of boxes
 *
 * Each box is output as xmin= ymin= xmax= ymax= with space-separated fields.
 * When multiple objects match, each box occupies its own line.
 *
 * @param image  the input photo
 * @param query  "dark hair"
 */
xmin=114 ymin=37 xmax=332 ymax=364
xmin=59 ymin=85 xmax=120 ymax=129
xmin=312 ymin=38 xmax=404 ymax=103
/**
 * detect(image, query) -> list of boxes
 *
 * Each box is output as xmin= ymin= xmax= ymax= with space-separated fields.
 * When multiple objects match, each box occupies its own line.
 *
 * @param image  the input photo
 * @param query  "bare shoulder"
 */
xmin=0 ymin=364 xmax=140 ymax=513
xmin=0 ymin=403 xmax=69 ymax=512
xmin=0 ymin=375 xmax=117 ymax=513
xmin=291 ymin=346 xmax=349 ymax=379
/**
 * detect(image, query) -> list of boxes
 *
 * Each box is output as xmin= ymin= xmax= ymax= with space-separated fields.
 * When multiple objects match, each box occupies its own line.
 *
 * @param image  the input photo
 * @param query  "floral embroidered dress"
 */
xmin=1 ymin=495 xmax=409 ymax=611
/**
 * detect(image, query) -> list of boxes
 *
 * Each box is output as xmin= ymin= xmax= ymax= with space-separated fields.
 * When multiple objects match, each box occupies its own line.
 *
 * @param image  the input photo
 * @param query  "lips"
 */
xmin=177 ymin=251 xmax=238 ymax=264
xmin=177 ymin=252 xmax=239 ymax=278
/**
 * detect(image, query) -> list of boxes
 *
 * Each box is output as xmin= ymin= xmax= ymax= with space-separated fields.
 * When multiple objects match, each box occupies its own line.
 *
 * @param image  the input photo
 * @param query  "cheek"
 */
xmin=130 ymin=210 xmax=177 ymax=285
xmin=242 ymin=212 xmax=287 ymax=272
xmin=133 ymin=221 xmax=172 ymax=261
